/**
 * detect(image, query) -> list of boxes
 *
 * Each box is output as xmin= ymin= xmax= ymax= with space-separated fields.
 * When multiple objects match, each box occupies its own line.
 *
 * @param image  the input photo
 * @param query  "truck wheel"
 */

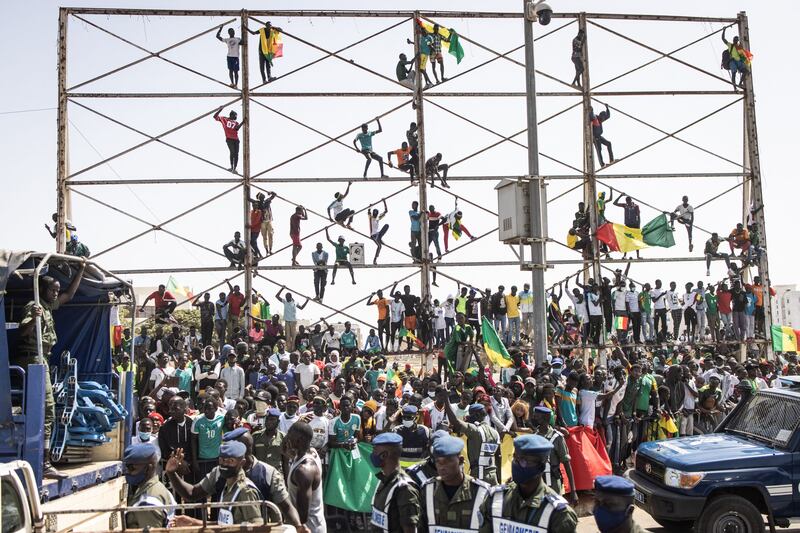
xmin=654 ymin=518 xmax=693 ymax=531
xmin=696 ymin=494 xmax=765 ymax=533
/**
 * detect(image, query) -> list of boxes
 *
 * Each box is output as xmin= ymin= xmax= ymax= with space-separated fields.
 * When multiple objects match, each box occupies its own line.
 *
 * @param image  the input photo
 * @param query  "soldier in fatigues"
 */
xmin=16 ymin=264 xmax=85 ymax=478
xmin=443 ymin=396 xmax=500 ymax=485
xmin=418 ymin=436 xmax=490 ymax=532
xmin=406 ymin=429 xmax=448 ymax=488
xmin=479 ymin=434 xmax=578 ymax=533
xmin=252 ymin=408 xmax=285 ymax=474
xmin=123 ymin=444 xmax=176 ymax=529
xmin=369 ymin=432 xmax=421 ymax=533
xmin=167 ymin=441 xmax=263 ymax=526
xmin=593 ymin=475 xmax=647 ymax=533
xmin=530 ymin=405 xmax=578 ymax=505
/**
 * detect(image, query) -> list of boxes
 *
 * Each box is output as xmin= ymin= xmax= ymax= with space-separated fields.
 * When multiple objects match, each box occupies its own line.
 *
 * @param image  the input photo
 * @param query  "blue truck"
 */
xmin=631 ymin=376 xmax=800 ymax=533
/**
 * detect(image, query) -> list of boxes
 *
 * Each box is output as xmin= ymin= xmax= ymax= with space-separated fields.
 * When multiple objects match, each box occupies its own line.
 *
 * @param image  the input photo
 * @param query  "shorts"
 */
xmin=227 ymin=56 xmax=240 ymax=72
xmin=419 ymin=54 xmax=429 ymax=69
xmin=290 ymin=233 xmax=301 ymax=247
xmin=404 ymin=316 xmax=417 ymax=331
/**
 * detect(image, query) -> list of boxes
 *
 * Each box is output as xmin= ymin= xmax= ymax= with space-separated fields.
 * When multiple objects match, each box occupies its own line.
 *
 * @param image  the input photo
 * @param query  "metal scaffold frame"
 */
xmin=56 ymin=7 xmax=771 ymax=363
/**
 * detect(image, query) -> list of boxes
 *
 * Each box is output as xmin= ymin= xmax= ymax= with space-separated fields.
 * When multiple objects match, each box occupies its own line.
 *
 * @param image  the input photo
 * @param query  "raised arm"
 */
xmin=298 ymin=298 xmax=310 ymax=310
xmin=213 ymin=106 xmax=223 ymax=120
xmin=165 ymin=448 xmax=209 ymax=501
xmin=58 ymin=259 xmax=87 ymax=305
xmin=613 ymin=195 xmax=626 ymax=208
xmin=216 ymin=26 xmax=223 ymax=42
xmin=721 ymin=27 xmax=729 ymax=46
xmin=340 ymin=181 xmax=352 ymax=200
xmin=276 ymin=287 xmax=285 ymax=302
xmin=382 ymin=199 xmax=388 ymax=216
xmin=375 ymin=118 xmax=383 ymax=134
xmin=324 ymin=228 xmax=335 ymax=246
xmin=623 ymin=261 xmax=631 ymax=279
xmin=442 ymin=391 xmax=466 ymax=433
xmin=366 ymin=292 xmax=377 ymax=306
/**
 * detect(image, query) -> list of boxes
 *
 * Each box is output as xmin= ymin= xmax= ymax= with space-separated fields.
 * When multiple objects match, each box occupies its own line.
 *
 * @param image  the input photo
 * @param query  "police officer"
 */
xmin=443 ymin=396 xmax=500 ymax=484
xmin=223 ymin=428 xmax=308 ymax=531
xmin=252 ymin=408 xmax=285 ymax=474
xmin=123 ymin=443 xmax=176 ymax=529
xmin=393 ymin=405 xmax=430 ymax=464
xmin=407 ymin=429 xmax=448 ymax=488
xmin=369 ymin=432 xmax=421 ymax=533
xmin=16 ymin=264 xmax=85 ymax=478
xmin=166 ymin=441 xmax=263 ymax=525
xmin=530 ymin=405 xmax=578 ymax=505
xmin=480 ymin=434 xmax=577 ymax=533
xmin=418 ymin=435 xmax=490 ymax=531
xmin=593 ymin=475 xmax=646 ymax=533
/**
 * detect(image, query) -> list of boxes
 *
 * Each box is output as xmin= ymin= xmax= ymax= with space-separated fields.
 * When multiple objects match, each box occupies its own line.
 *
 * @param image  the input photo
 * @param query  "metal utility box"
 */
xmin=349 ymin=242 xmax=365 ymax=265
xmin=495 ymin=179 xmax=530 ymax=242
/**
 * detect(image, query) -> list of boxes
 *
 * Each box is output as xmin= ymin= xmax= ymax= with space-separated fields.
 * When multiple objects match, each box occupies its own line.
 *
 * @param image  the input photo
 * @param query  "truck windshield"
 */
xmin=724 ymin=392 xmax=800 ymax=447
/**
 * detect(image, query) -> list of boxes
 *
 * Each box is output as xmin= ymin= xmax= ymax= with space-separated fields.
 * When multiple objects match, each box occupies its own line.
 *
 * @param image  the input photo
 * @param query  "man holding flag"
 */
xmin=248 ymin=20 xmax=283 ymax=84
xmin=444 ymin=313 xmax=475 ymax=375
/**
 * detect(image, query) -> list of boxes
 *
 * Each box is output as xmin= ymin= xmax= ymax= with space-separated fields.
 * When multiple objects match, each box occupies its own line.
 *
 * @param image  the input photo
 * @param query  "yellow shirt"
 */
xmin=505 ymin=294 xmax=521 ymax=318
xmin=566 ymin=232 xmax=578 ymax=249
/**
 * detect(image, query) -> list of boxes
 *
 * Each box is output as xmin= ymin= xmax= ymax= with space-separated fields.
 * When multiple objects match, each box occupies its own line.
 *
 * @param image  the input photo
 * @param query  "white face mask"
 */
xmin=427 ymin=391 xmax=436 ymax=398
xmin=138 ymin=432 xmax=151 ymax=442
xmin=402 ymin=420 xmax=414 ymax=428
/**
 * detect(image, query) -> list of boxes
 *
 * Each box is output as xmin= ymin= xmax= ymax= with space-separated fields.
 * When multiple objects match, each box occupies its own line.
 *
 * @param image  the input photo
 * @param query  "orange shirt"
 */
xmin=752 ymin=284 xmax=775 ymax=307
xmin=250 ymin=209 xmax=263 ymax=229
xmin=372 ymin=298 xmax=390 ymax=320
xmin=393 ymin=147 xmax=410 ymax=165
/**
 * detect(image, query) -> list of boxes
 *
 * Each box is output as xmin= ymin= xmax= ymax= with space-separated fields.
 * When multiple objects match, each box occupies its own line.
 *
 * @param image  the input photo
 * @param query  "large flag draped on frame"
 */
xmin=772 ymin=325 xmax=800 ymax=352
xmin=166 ymin=276 xmax=193 ymax=301
xmin=596 ymin=214 xmax=675 ymax=253
xmin=481 ymin=317 xmax=514 ymax=368
xmin=324 ymin=442 xmax=380 ymax=512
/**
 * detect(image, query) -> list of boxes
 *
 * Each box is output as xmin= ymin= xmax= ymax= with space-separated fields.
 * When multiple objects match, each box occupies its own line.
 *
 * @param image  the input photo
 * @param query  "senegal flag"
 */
xmin=596 ymin=213 xmax=675 ymax=253
xmin=260 ymin=28 xmax=283 ymax=60
xmin=613 ymin=316 xmax=629 ymax=330
xmin=417 ymin=19 xmax=465 ymax=64
xmin=400 ymin=327 xmax=425 ymax=348
xmin=772 ymin=325 xmax=800 ymax=352
xmin=481 ymin=317 xmax=513 ymax=368
xmin=166 ymin=276 xmax=193 ymax=301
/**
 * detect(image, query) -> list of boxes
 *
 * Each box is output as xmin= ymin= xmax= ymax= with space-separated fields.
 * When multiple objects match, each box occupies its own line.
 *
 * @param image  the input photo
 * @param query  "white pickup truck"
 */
xmin=1 ymin=461 xmax=286 ymax=533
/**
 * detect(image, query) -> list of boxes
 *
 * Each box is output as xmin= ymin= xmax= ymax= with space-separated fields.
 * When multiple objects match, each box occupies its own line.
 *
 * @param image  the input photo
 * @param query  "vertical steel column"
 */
xmin=523 ymin=1 xmax=548 ymax=365
xmin=241 ymin=10 xmax=253 ymax=325
xmin=578 ymin=13 xmax=601 ymax=284
xmin=56 ymin=8 xmax=69 ymax=254
xmin=413 ymin=14 xmax=431 ymax=305
xmin=739 ymin=11 xmax=773 ymax=354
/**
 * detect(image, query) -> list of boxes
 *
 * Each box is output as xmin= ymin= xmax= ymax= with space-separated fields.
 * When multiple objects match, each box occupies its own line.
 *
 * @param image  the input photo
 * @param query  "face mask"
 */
xmin=593 ymin=506 xmax=629 ymax=532
xmin=511 ymin=461 xmax=545 ymax=485
xmin=125 ymin=470 xmax=148 ymax=487
xmin=219 ymin=466 xmax=238 ymax=479
xmin=369 ymin=451 xmax=385 ymax=469
xmin=428 ymin=391 xmax=436 ymax=398
xmin=138 ymin=432 xmax=151 ymax=442
xmin=402 ymin=420 xmax=414 ymax=428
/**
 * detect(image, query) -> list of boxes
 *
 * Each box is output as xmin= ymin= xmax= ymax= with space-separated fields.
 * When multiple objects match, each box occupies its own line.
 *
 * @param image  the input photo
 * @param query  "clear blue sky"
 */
xmin=0 ymin=0 xmax=795 ymax=327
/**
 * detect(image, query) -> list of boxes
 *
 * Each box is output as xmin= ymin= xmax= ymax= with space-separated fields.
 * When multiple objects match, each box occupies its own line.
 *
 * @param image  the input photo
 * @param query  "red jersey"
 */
xmin=147 ymin=290 xmax=175 ymax=310
xmin=250 ymin=209 xmax=263 ymax=231
xmin=217 ymin=116 xmax=240 ymax=140
xmin=717 ymin=290 xmax=732 ymax=314
xmin=227 ymin=292 xmax=245 ymax=317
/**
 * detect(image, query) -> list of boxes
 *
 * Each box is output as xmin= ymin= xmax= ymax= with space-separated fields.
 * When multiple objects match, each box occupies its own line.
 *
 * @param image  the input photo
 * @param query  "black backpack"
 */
xmin=721 ymin=48 xmax=731 ymax=70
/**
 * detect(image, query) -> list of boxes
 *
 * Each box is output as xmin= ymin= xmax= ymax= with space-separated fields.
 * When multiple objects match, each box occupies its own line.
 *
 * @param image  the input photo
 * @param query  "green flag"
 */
xmin=324 ymin=442 xmax=380 ymax=512
xmin=642 ymin=213 xmax=675 ymax=248
xmin=448 ymin=30 xmax=465 ymax=64
xmin=481 ymin=317 xmax=513 ymax=368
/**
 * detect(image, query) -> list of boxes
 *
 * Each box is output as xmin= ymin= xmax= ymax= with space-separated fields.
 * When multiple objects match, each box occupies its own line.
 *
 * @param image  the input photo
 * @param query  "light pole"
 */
xmin=523 ymin=0 xmax=552 ymax=365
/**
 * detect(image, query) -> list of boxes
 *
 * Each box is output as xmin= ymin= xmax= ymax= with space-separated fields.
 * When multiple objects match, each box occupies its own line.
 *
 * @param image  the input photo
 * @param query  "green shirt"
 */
xmin=329 ymin=414 xmax=361 ymax=443
xmin=639 ymin=291 xmax=652 ymax=313
xmin=706 ymin=293 xmax=719 ymax=314
xmin=192 ymin=414 xmax=225 ymax=459
xmin=334 ymin=243 xmax=349 ymax=261
xmin=174 ymin=368 xmax=193 ymax=393
xmin=18 ymin=299 xmax=60 ymax=356
xmin=635 ymin=374 xmax=657 ymax=412
xmin=479 ymin=480 xmax=578 ymax=533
